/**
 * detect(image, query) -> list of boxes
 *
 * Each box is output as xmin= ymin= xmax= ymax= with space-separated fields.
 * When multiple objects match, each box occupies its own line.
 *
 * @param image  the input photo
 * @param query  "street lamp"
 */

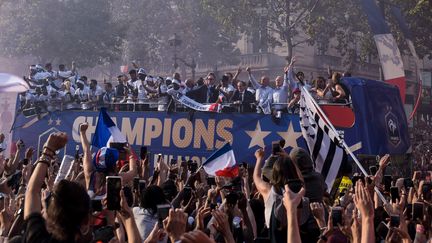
xmin=168 ymin=33 xmax=197 ymax=80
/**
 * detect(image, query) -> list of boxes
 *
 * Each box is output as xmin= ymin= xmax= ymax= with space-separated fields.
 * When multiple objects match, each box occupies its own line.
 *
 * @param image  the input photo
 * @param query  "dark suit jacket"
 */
xmin=186 ymin=85 xmax=207 ymax=104
xmin=230 ymin=90 xmax=255 ymax=112
xmin=205 ymin=85 xmax=220 ymax=103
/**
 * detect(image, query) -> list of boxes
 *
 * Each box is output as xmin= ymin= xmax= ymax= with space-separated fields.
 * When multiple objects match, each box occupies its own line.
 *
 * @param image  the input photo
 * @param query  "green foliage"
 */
xmin=0 ymin=0 xmax=125 ymax=68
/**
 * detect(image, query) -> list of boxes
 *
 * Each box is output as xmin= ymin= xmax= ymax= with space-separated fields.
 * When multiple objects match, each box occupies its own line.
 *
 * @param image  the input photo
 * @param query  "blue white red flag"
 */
xmin=360 ymin=0 xmax=406 ymax=103
xmin=202 ymin=143 xmax=238 ymax=177
xmin=91 ymin=108 xmax=127 ymax=148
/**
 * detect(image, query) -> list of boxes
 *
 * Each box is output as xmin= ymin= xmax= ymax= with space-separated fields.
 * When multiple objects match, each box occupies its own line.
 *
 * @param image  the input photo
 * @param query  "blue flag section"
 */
xmin=11 ymin=78 xmax=410 ymax=165
xmin=343 ymin=77 xmax=410 ymax=155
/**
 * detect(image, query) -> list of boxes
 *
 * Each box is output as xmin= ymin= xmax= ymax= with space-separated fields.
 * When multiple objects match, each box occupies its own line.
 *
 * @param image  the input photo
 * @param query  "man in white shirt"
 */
xmin=272 ymin=74 xmax=290 ymax=112
xmin=89 ymin=79 xmax=104 ymax=103
xmin=127 ymin=69 xmax=139 ymax=96
xmin=74 ymin=80 xmax=90 ymax=102
xmin=246 ymin=67 xmax=273 ymax=113
xmin=157 ymin=77 xmax=169 ymax=111
xmin=218 ymin=74 xmax=235 ymax=102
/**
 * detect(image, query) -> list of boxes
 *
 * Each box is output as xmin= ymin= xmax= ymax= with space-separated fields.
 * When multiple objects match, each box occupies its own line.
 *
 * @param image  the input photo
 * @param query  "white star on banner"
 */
xmin=55 ymin=118 xmax=61 ymax=126
xmin=277 ymin=121 xmax=302 ymax=149
xmin=245 ymin=121 xmax=271 ymax=149
xmin=48 ymin=118 xmax=53 ymax=126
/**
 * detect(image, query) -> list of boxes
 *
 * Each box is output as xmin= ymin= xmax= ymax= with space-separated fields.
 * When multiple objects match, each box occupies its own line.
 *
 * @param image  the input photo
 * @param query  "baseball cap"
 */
xmin=93 ymin=147 xmax=119 ymax=172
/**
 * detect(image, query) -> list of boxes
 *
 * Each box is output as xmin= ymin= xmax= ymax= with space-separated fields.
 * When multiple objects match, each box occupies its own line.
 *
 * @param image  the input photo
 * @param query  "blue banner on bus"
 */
xmin=11 ymin=78 xmax=410 ymax=166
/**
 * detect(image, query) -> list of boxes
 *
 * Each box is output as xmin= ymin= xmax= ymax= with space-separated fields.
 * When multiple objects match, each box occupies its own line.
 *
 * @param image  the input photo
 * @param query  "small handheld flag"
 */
xmin=202 ymin=143 xmax=238 ymax=177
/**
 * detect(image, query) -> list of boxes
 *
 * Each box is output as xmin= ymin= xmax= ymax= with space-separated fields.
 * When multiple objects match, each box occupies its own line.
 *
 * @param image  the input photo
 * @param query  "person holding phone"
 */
xmin=253 ymin=147 xmax=305 ymax=243
xmin=22 ymin=132 xmax=94 ymax=242
xmin=79 ymin=122 xmax=137 ymax=199
xmin=132 ymin=185 xmax=169 ymax=241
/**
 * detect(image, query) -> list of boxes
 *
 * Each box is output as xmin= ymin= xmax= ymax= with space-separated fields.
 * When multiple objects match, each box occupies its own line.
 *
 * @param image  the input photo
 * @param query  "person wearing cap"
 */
xmin=289 ymin=148 xmax=326 ymax=202
xmin=74 ymin=79 xmax=90 ymax=102
xmin=79 ymin=122 xmax=137 ymax=199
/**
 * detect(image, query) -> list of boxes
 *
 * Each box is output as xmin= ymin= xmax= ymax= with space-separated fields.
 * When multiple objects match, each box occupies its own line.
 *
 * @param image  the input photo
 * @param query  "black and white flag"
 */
xmin=299 ymin=90 xmax=347 ymax=192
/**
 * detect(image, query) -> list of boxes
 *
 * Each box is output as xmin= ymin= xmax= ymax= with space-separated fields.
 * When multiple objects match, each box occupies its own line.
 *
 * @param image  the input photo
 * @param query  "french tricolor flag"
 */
xmin=202 ymin=143 xmax=238 ymax=178
xmin=360 ymin=0 xmax=406 ymax=103
xmin=92 ymin=108 xmax=127 ymax=148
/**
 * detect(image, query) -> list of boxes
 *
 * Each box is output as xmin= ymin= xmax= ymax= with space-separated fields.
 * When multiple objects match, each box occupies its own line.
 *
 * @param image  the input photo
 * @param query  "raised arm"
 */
xmin=334 ymin=84 xmax=346 ymax=99
xmin=156 ymin=155 xmax=168 ymax=187
xmin=283 ymin=184 xmax=305 ymax=243
xmin=5 ymin=141 xmax=25 ymax=174
xmin=24 ymin=132 xmax=68 ymax=219
xmin=283 ymin=56 xmax=296 ymax=87
xmin=246 ymin=67 xmax=261 ymax=89
xmin=79 ymin=123 xmax=93 ymax=190
xmin=354 ymin=182 xmax=375 ymax=243
xmin=232 ymin=67 xmax=242 ymax=83
xmin=118 ymin=189 xmax=142 ymax=243
xmin=252 ymin=148 xmax=271 ymax=201
xmin=119 ymin=144 xmax=137 ymax=184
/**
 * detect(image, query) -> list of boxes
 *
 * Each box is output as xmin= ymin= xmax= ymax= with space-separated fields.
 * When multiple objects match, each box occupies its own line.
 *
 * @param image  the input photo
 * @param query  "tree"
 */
xmin=391 ymin=0 xmax=432 ymax=59
xmin=0 ymin=0 xmax=125 ymax=68
xmin=200 ymin=0 xmax=324 ymax=62
xmin=172 ymin=0 xmax=241 ymax=67
xmin=114 ymin=0 xmax=241 ymax=72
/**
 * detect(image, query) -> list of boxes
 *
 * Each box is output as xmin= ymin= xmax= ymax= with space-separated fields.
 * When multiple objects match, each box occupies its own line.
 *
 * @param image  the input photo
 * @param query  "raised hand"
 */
xmin=212 ymin=210 xmax=233 ymax=239
xmin=195 ymin=206 xmax=212 ymax=231
xmin=254 ymin=148 xmax=264 ymax=160
xmin=164 ymin=208 xmax=187 ymax=242
xmin=353 ymin=181 xmax=374 ymax=219
xmin=144 ymin=224 xmax=166 ymax=243
xmin=25 ymin=147 xmax=35 ymax=159
xmin=181 ymin=230 xmax=215 ymax=243
xmin=310 ymin=202 xmax=326 ymax=228
xmin=283 ymin=184 xmax=305 ymax=212
xmin=44 ymin=132 xmax=68 ymax=152
xmin=79 ymin=122 xmax=88 ymax=133
xmin=379 ymin=154 xmax=390 ymax=169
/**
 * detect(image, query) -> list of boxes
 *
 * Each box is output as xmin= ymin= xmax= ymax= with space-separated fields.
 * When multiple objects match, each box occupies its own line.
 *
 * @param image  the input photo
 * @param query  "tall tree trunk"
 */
xmin=285 ymin=0 xmax=292 ymax=63
xmin=286 ymin=38 xmax=293 ymax=64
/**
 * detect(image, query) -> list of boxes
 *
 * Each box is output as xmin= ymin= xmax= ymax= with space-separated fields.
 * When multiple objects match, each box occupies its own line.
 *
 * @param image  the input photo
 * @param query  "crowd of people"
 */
xmin=19 ymin=58 xmax=350 ymax=115
xmin=0 ymin=117 xmax=430 ymax=242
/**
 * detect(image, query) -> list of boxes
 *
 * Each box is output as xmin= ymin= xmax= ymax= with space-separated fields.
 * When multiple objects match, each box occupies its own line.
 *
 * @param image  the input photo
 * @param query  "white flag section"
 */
xmin=299 ymin=90 xmax=347 ymax=192
xmin=54 ymin=155 xmax=75 ymax=185
xmin=0 ymin=73 xmax=29 ymax=92
xmin=167 ymin=89 xmax=221 ymax=112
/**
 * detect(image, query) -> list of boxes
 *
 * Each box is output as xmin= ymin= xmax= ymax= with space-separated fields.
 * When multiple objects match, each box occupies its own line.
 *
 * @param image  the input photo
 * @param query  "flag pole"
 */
xmin=299 ymin=84 xmax=387 ymax=204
